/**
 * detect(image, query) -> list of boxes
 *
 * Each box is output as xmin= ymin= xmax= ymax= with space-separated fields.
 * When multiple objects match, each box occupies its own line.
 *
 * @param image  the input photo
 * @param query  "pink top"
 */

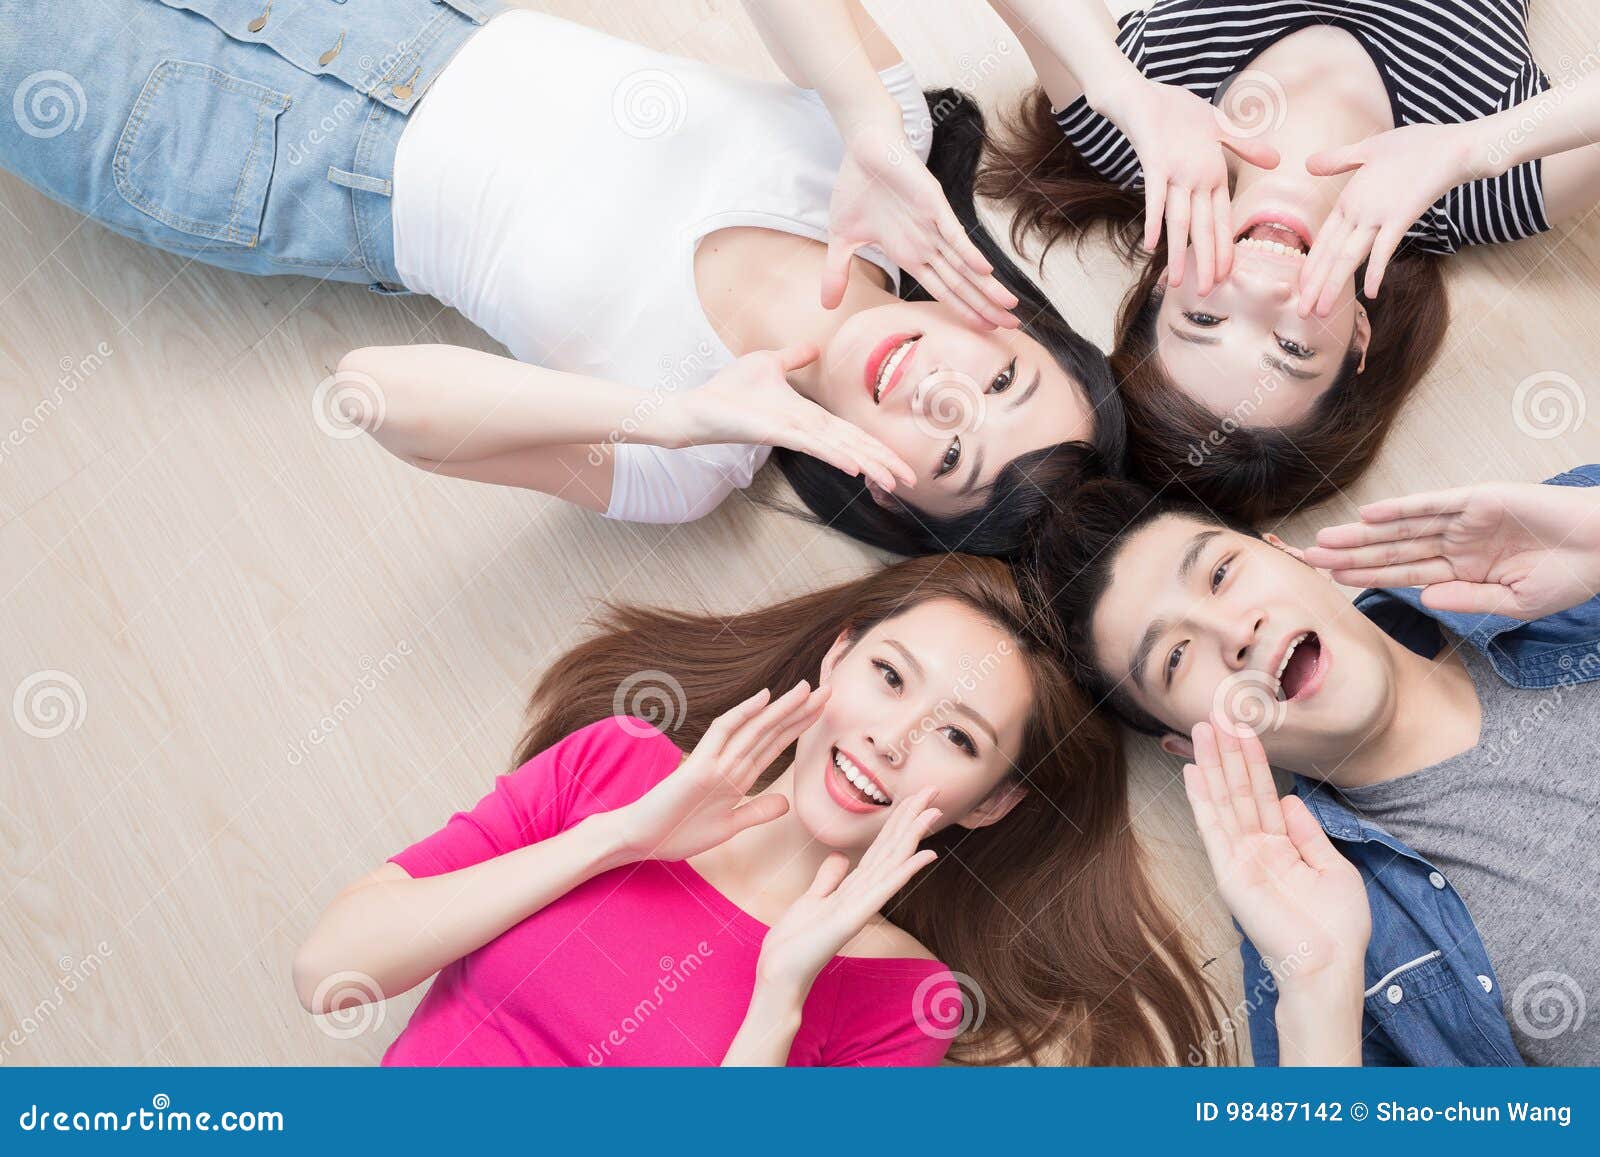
xmin=382 ymin=717 xmax=959 ymax=1067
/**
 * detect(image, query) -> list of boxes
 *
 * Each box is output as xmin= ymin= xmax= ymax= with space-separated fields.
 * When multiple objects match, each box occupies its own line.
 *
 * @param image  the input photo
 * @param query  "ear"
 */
xmin=1158 ymin=733 xmax=1194 ymax=761
xmin=864 ymin=479 xmax=895 ymax=510
xmin=955 ymin=778 xmax=1029 ymax=830
xmin=818 ymin=629 xmax=854 ymax=684
xmin=1351 ymin=304 xmax=1372 ymax=374
xmin=1263 ymin=532 xmax=1307 ymax=563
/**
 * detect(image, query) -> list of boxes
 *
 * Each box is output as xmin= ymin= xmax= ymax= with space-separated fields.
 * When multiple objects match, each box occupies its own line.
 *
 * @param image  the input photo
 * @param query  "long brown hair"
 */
xmin=977 ymin=87 xmax=1450 ymax=522
xmin=514 ymin=555 xmax=1225 ymax=1065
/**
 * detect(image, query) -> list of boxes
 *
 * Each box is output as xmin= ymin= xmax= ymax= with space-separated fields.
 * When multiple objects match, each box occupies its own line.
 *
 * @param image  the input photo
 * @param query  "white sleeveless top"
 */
xmin=391 ymin=10 xmax=932 ymax=522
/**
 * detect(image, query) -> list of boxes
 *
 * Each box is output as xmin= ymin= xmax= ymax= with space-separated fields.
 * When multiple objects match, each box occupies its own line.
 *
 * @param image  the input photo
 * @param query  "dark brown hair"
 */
xmin=514 ymin=555 xmax=1225 ymax=1065
xmin=977 ymin=88 xmax=1450 ymax=523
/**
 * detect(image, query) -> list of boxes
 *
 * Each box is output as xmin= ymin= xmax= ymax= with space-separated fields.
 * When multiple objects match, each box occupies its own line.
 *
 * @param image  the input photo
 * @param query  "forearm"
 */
xmin=721 ymin=980 xmax=808 ymax=1066
xmin=338 ymin=344 xmax=693 ymax=464
xmin=741 ymin=1 xmax=901 ymax=137
xmin=990 ymin=0 xmax=1139 ymax=116
xmin=294 ymin=812 xmax=634 ymax=1010
xmin=1468 ymin=70 xmax=1600 ymax=176
xmin=1273 ymin=969 xmax=1365 ymax=1067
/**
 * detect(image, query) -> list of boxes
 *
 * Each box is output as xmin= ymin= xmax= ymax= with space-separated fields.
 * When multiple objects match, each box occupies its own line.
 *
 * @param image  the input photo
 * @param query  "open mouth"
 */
xmin=1234 ymin=213 xmax=1311 ymax=258
xmin=825 ymin=746 xmax=892 ymax=813
xmin=867 ymin=334 xmax=920 ymax=405
xmin=1273 ymin=631 xmax=1326 ymax=701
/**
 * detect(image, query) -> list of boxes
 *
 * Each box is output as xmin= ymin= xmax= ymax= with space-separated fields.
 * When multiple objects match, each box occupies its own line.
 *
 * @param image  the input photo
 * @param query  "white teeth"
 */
xmin=832 ymin=749 xmax=890 ymax=804
xmin=1235 ymin=236 xmax=1306 ymax=258
xmin=1273 ymin=633 xmax=1309 ymax=700
xmin=874 ymin=337 xmax=916 ymax=402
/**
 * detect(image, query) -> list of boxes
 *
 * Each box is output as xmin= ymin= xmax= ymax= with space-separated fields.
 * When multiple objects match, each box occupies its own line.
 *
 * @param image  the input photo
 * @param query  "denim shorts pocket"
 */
xmin=113 ymin=60 xmax=290 ymax=247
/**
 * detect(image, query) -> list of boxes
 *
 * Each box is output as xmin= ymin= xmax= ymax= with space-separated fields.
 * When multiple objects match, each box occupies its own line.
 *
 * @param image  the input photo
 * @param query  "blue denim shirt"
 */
xmin=1244 ymin=465 xmax=1600 ymax=1066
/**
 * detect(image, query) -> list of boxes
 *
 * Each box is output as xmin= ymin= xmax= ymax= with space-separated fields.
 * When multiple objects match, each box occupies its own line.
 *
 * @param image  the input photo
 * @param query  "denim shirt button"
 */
xmin=1478 ymin=975 xmax=1493 ymax=993
xmin=1428 ymin=871 xmax=1447 ymax=890
xmin=1386 ymin=984 xmax=1404 ymax=1004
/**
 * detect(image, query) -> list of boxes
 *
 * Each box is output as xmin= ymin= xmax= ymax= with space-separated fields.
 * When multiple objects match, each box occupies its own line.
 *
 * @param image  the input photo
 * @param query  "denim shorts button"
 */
xmin=1428 ymin=871 xmax=1446 ymax=890
xmin=1386 ymin=984 xmax=1403 ymax=1004
xmin=1478 ymin=975 xmax=1493 ymax=993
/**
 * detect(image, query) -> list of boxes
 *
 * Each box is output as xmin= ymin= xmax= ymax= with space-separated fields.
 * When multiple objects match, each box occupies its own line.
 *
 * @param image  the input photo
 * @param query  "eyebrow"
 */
xmin=1006 ymin=368 xmax=1041 ymax=411
xmin=886 ymin=638 xmax=1000 ymax=746
xmin=1168 ymin=322 xmax=1220 ymax=346
xmin=1128 ymin=530 xmax=1222 ymax=688
xmin=958 ymin=444 xmax=986 ymax=497
xmin=1262 ymin=355 xmax=1320 ymax=382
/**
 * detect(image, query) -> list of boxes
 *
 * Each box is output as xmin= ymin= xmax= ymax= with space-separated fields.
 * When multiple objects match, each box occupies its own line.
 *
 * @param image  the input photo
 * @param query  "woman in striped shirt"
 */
xmin=977 ymin=1 xmax=1600 ymax=521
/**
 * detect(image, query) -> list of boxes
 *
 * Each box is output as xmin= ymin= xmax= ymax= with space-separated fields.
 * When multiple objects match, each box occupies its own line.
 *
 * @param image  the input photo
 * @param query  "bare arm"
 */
xmin=990 ymin=0 xmax=1134 ymax=115
xmin=742 ymin=0 xmax=903 ymax=129
xmin=1470 ymin=70 xmax=1600 ymax=224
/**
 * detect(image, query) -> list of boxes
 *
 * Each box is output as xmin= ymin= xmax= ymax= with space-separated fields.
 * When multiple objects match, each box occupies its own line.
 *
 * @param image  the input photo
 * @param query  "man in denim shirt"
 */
xmin=1036 ymin=466 xmax=1600 ymax=1065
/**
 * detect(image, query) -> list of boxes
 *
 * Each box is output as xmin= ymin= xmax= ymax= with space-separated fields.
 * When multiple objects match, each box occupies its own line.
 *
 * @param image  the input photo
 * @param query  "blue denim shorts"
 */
xmin=0 ymin=0 xmax=503 ymax=292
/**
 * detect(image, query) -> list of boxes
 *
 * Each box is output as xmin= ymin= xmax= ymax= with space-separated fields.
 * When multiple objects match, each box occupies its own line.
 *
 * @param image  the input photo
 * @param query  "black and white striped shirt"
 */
xmin=1054 ymin=0 xmax=1551 ymax=254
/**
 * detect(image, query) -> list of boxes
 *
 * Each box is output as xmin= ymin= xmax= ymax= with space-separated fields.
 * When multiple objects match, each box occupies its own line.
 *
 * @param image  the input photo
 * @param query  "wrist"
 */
xmin=749 ymin=971 xmax=811 ymax=1020
xmin=1275 ymin=972 xmax=1365 ymax=1066
xmin=827 ymin=88 xmax=904 ymax=145
xmin=1082 ymin=57 xmax=1147 ymax=123
xmin=1460 ymin=115 xmax=1511 ymax=181
xmin=578 ymin=809 xmax=645 ymax=872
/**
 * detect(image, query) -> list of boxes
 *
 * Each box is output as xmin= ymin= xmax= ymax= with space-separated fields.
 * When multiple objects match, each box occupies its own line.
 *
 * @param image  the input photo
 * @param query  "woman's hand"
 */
xmin=664 ymin=343 xmax=916 ymax=492
xmin=1102 ymin=77 xmax=1281 ymax=294
xmin=1296 ymin=122 xmax=1474 ymax=316
xmin=1305 ymin=480 xmax=1600 ymax=620
xmin=826 ymin=121 xmax=1019 ymax=330
xmin=1184 ymin=717 xmax=1369 ymax=983
xmin=611 ymin=683 xmax=827 ymax=863
xmin=754 ymin=786 xmax=941 ymax=996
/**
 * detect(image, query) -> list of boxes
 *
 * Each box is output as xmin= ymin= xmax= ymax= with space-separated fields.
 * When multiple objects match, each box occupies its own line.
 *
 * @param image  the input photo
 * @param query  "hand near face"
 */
xmin=1296 ymin=122 xmax=1473 ymax=317
xmin=676 ymin=343 xmax=916 ymax=492
xmin=826 ymin=122 xmax=1019 ymax=330
xmin=612 ymin=682 xmax=826 ymax=863
xmin=1305 ymin=480 xmax=1600 ymax=620
xmin=1183 ymin=718 xmax=1369 ymax=982
xmin=754 ymin=786 xmax=941 ymax=995
xmin=1106 ymin=78 xmax=1281 ymax=294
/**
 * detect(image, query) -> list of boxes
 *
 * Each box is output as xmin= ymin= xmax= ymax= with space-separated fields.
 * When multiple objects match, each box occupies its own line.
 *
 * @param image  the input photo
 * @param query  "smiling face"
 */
xmin=816 ymin=300 xmax=1095 ymax=517
xmin=788 ymin=597 xmax=1034 ymax=851
xmin=1157 ymin=222 xmax=1369 ymax=427
xmin=1087 ymin=513 xmax=1402 ymax=772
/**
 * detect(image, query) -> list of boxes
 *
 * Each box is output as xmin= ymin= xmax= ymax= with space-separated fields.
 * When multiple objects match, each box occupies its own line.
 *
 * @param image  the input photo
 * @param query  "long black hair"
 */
xmin=773 ymin=89 xmax=1126 ymax=559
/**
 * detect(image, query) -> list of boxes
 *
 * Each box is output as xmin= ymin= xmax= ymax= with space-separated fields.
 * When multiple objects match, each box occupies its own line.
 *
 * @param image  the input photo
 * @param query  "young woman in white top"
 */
xmin=346 ymin=2 xmax=1125 ymax=554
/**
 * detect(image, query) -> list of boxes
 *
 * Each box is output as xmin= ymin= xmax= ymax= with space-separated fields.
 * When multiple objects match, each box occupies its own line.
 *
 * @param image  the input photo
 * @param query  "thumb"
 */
xmin=806 ymin=852 xmax=851 ymax=898
xmin=821 ymin=236 xmax=861 ymax=310
xmin=1305 ymin=143 xmax=1364 ymax=176
xmin=1281 ymin=795 xmax=1345 ymax=874
xmin=728 ymin=793 xmax=790 ymax=836
xmin=777 ymin=341 xmax=821 ymax=374
xmin=1419 ymin=580 xmax=1521 ymax=619
xmin=1221 ymin=136 xmax=1280 ymax=171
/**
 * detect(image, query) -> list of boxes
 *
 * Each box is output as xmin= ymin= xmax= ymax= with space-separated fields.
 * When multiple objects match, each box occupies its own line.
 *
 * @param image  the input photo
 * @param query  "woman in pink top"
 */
xmin=294 ymin=556 xmax=1224 ymax=1065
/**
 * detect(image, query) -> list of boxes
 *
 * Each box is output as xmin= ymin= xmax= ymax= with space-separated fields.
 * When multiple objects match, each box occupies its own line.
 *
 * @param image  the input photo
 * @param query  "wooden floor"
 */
xmin=2 ymin=1 xmax=1597 ymax=1066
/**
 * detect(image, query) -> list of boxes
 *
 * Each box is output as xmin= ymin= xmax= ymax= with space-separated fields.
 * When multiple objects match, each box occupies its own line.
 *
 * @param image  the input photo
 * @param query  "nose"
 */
xmin=1196 ymin=602 xmax=1266 ymax=671
xmin=865 ymin=731 xmax=904 ymax=769
xmin=1229 ymin=257 xmax=1296 ymax=302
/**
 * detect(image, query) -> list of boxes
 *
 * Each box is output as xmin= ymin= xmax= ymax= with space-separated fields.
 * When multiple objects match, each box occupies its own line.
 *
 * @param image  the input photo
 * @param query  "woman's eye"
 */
xmin=873 ymin=660 xmax=903 ymax=691
xmin=935 ymin=436 xmax=962 ymax=479
xmin=1165 ymin=642 xmax=1186 ymax=683
xmin=1183 ymin=311 xmax=1225 ymax=327
xmin=1210 ymin=560 xmax=1230 ymax=591
xmin=1276 ymin=335 xmax=1315 ymax=359
xmin=989 ymin=358 xmax=1016 ymax=394
xmin=945 ymin=727 xmax=976 ymax=756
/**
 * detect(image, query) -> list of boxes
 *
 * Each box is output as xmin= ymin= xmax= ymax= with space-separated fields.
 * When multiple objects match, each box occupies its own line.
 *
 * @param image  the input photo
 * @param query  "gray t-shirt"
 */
xmin=1340 ymin=643 xmax=1599 ymax=1066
